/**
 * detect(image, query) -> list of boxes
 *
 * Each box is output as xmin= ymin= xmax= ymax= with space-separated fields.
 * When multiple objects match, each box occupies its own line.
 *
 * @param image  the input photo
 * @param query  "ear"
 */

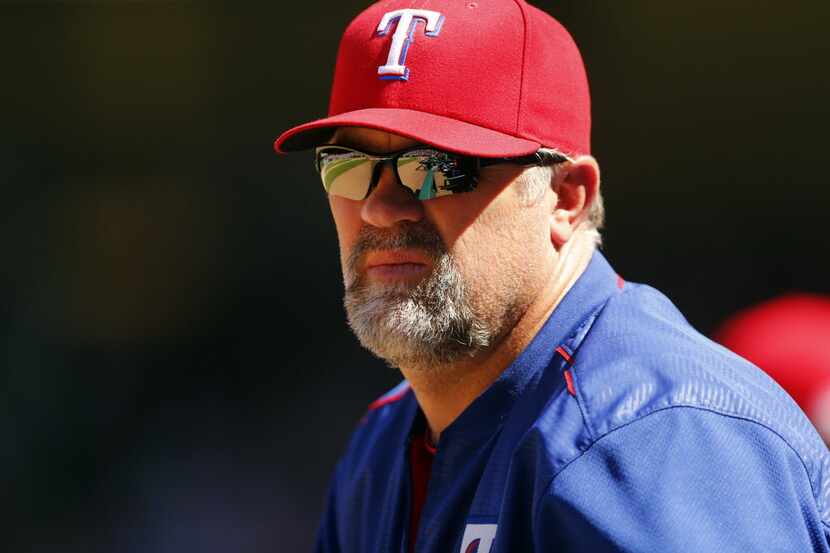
xmin=550 ymin=155 xmax=600 ymax=248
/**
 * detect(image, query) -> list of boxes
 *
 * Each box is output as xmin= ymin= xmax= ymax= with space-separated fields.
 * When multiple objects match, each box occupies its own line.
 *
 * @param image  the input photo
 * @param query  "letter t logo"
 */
xmin=376 ymin=9 xmax=444 ymax=81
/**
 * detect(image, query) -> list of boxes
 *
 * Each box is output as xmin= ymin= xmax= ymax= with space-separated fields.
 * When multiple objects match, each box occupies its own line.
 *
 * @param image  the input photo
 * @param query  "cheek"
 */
xmin=452 ymin=201 xmax=551 ymax=289
xmin=422 ymin=184 xmax=514 ymax=250
xmin=329 ymin=197 xmax=363 ymax=266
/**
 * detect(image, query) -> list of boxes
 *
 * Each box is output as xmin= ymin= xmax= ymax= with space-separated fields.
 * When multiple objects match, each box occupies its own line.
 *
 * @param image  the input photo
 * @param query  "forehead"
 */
xmin=330 ymin=127 xmax=420 ymax=153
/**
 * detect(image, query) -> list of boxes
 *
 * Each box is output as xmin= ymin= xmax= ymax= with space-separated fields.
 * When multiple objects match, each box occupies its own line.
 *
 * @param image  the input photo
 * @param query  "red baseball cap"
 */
xmin=274 ymin=0 xmax=591 ymax=158
xmin=714 ymin=294 xmax=830 ymax=441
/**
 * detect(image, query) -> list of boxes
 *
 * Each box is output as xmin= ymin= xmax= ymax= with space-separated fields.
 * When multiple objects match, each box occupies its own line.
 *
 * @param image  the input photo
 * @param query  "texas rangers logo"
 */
xmin=376 ymin=9 xmax=444 ymax=80
xmin=459 ymin=523 xmax=497 ymax=553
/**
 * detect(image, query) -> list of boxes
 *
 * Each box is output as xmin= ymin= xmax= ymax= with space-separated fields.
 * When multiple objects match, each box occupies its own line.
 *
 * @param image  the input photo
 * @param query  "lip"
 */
xmin=364 ymin=250 xmax=431 ymax=280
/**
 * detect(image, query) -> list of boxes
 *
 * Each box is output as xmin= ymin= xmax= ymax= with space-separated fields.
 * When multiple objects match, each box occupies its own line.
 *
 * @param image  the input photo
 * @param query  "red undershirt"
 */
xmin=409 ymin=426 xmax=437 ymax=553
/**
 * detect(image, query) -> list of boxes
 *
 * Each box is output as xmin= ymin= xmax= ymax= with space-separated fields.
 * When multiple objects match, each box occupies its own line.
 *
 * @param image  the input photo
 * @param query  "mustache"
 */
xmin=345 ymin=222 xmax=446 ymax=278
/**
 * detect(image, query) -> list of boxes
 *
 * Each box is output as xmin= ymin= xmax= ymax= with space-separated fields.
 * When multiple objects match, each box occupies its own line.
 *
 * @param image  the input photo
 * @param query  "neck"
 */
xmin=402 ymin=233 xmax=596 ymax=444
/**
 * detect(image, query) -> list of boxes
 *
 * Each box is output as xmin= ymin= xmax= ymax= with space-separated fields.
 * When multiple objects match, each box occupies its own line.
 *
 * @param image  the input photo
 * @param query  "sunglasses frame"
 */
xmin=314 ymin=145 xmax=570 ymax=200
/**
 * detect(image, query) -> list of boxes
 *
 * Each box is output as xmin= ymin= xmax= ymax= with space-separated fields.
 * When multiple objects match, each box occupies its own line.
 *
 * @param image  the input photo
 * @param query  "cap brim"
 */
xmin=273 ymin=108 xmax=541 ymax=158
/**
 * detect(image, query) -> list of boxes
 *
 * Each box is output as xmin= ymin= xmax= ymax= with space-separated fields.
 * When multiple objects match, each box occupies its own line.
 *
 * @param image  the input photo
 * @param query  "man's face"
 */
xmin=327 ymin=127 xmax=557 ymax=371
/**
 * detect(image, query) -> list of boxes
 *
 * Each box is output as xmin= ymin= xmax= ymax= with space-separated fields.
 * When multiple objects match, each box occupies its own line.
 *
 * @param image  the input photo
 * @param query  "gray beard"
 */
xmin=343 ymin=223 xmax=491 ymax=371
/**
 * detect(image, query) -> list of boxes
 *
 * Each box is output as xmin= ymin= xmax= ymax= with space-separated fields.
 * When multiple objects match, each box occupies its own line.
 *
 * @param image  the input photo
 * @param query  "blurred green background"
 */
xmin=2 ymin=1 xmax=829 ymax=551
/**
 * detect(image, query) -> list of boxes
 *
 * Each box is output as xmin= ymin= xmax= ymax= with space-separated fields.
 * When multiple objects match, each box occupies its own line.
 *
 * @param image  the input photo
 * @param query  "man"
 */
xmin=714 ymin=293 xmax=830 ymax=445
xmin=274 ymin=1 xmax=830 ymax=551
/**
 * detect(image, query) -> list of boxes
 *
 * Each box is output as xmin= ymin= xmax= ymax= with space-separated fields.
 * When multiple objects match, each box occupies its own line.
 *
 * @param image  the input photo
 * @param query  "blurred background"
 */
xmin=2 ymin=1 xmax=829 ymax=551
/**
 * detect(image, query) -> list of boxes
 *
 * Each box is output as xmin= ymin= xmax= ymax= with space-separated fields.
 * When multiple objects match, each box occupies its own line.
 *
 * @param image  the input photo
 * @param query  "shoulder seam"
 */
xmin=533 ymin=403 xmax=828 ymax=524
xmin=563 ymin=291 xmax=620 ymax=441
xmin=564 ymin=364 xmax=595 ymax=442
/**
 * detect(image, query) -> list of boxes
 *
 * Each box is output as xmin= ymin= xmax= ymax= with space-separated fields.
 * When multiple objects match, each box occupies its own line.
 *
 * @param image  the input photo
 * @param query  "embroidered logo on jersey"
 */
xmin=459 ymin=523 xmax=497 ymax=553
xmin=376 ymin=9 xmax=444 ymax=81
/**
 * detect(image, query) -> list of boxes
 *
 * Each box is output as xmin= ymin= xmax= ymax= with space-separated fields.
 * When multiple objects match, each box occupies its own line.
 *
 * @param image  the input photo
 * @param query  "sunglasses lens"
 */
xmin=317 ymin=147 xmax=374 ymax=200
xmin=397 ymin=149 xmax=471 ymax=199
xmin=316 ymin=147 xmax=478 ymax=201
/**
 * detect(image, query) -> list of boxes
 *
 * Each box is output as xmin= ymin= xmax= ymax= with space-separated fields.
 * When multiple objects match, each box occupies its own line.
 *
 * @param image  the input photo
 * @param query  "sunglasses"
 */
xmin=314 ymin=145 xmax=568 ymax=201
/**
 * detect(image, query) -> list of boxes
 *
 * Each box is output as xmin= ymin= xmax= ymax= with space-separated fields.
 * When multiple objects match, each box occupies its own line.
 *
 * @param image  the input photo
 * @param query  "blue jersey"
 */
xmin=316 ymin=252 xmax=830 ymax=552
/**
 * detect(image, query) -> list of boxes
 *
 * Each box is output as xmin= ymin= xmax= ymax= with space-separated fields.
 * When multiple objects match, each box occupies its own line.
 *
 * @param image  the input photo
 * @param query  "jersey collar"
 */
xmin=435 ymin=250 xmax=621 ymax=449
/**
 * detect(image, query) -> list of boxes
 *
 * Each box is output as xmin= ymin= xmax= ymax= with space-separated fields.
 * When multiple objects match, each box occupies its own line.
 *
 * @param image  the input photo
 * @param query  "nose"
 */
xmin=361 ymin=162 xmax=425 ymax=228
